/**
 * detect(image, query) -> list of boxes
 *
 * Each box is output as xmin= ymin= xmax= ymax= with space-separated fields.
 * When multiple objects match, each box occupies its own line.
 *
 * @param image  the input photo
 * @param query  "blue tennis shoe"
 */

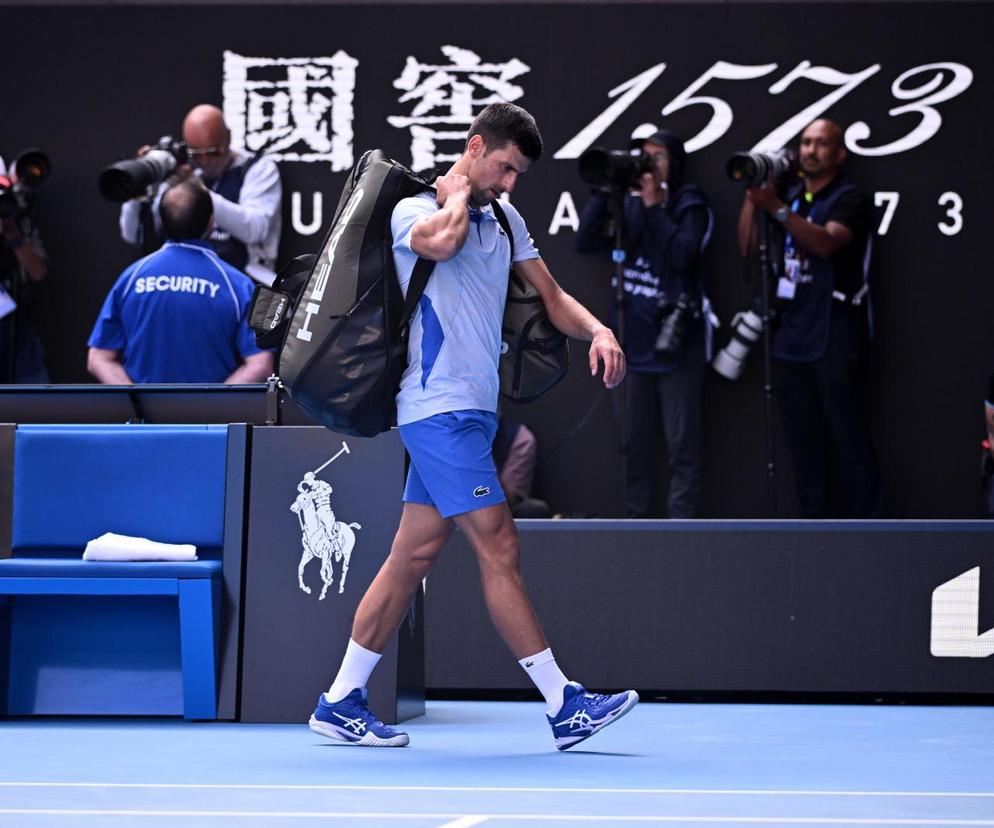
xmin=547 ymin=682 xmax=639 ymax=750
xmin=308 ymin=689 xmax=409 ymax=747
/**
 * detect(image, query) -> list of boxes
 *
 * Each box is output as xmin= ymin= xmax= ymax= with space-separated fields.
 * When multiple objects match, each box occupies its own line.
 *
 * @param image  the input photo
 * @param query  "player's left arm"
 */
xmin=513 ymin=257 xmax=625 ymax=389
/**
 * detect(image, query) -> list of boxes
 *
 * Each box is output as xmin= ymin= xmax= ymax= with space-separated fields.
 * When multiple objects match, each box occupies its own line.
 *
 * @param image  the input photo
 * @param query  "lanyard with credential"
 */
xmin=778 ymin=195 xmax=806 ymax=300
xmin=783 ymin=197 xmax=803 ymax=262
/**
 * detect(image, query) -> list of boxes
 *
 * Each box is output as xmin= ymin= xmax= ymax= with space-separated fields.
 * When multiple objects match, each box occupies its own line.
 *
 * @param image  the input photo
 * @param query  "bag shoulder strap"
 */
xmin=490 ymin=199 xmax=516 ymax=263
xmin=400 ymin=256 xmax=435 ymax=328
xmin=491 ymin=199 xmax=528 ymax=299
xmin=396 ymin=186 xmax=437 ymax=328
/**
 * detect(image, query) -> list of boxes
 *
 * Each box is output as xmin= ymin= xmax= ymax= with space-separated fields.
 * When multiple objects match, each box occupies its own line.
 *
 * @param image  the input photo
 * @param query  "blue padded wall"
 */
xmin=12 ymin=425 xmax=228 ymax=550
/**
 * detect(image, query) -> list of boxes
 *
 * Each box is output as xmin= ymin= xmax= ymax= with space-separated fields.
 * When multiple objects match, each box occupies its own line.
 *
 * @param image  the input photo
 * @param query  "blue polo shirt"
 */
xmin=88 ymin=240 xmax=263 ymax=383
xmin=390 ymin=193 xmax=540 ymax=425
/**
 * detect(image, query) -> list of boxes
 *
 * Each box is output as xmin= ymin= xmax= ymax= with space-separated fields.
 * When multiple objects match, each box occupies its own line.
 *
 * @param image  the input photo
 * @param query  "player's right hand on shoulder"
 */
xmin=434 ymin=172 xmax=471 ymax=207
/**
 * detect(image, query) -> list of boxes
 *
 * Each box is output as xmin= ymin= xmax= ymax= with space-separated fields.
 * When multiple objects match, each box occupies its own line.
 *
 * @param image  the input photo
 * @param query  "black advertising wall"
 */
xmin=426 ymin=523 xmax=994 ymax=695
xmin=2 ymin=3 xmax=991 ymax=519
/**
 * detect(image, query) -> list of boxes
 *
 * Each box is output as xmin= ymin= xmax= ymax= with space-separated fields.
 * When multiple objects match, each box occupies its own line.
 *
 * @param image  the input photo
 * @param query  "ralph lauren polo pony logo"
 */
xmin=291 ymin=441 xmax=361 ymax=601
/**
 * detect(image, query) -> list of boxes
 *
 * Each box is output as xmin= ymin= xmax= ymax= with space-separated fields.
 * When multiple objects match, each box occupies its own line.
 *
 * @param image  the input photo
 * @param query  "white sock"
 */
xmin=518 ymin=648 xmax=570 ymax=715
xmin=325 ymin=639 xmax=382 ymax=703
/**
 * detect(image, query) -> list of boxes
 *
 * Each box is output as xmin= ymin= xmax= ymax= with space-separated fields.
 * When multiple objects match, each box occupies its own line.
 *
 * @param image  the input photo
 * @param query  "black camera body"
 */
xmin=578 ymin=147 xmax=654 ymax=191
xmin=0 ymin=149 xmax=51 ymax=220
xmin=725 ymin=148 xmax=796 ymax=187
xmin=98 ymin=136 xmax=189 ymax=203
xmin=655 ymin=292 xmax=696 ymax=356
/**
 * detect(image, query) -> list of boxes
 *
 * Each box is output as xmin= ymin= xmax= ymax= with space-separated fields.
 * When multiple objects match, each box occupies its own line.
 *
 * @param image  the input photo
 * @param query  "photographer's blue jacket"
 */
xmin=576 ymin=186 xmax=712 ymax=373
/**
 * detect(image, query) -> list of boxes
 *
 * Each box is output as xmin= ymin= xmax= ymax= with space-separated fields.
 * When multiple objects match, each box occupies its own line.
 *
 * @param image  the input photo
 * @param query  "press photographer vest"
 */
xmin=205 ymin=153 xmax=262 ymax=272
xmin=621 ymin=184 xmax=712 ymax=373
xmin=772 ymin=177 xmax=868 ymax=363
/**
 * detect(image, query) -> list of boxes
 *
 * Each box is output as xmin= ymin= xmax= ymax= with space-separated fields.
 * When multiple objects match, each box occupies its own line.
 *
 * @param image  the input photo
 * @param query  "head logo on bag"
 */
xmin=296 ymin=187 xmax=366 ymax=344
xmin=269 ymin=295 xmax=287 ymax=330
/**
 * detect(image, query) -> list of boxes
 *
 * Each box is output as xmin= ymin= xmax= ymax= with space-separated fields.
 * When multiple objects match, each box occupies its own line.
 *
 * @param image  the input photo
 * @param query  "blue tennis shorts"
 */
xmin=399 ymin=409 xmax=506 ymax=518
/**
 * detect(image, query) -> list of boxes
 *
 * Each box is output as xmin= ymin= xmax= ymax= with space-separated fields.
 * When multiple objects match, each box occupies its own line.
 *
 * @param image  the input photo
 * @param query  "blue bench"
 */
xmin=0 ymin=424 xmax=243 ymax=719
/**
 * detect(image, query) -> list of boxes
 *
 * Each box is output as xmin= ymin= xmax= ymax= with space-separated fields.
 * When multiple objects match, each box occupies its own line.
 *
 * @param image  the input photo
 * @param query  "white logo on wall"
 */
xmin=553 ymin=61 xmax=973 ymax=160
xmin=291 ymin=441 xmax=361 ymax=601
xmin=388 ymin=45 xmax=530 ymax=172
xmin=223 ymin=50 xmax=358 ymax=172
xmin=930 ymin=567 xmax=994 ymax=658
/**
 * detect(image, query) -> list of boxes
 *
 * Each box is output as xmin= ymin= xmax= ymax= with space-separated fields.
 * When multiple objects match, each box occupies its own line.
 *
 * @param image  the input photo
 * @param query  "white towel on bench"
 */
xmin=83 ymin=532 xmax=198 ymax=562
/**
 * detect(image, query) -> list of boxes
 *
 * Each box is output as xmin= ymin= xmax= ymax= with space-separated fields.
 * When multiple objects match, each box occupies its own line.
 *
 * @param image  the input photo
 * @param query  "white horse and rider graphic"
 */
xmin=290 ymin=442 xmax=361 ymax=600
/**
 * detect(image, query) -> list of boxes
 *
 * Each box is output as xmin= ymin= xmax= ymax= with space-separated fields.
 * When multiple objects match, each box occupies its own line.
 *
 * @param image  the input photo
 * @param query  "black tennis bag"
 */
xmin=491 ymin=201 xmax=570 ymax=403
xmin=250 ymin=150 xmax=568 ymax=436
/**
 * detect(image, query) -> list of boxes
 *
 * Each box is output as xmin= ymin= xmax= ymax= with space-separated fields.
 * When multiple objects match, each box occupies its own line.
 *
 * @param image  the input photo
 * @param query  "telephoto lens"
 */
xmin=725 ymin=149 xmax=795 ymax=187
xmin=578 ymin=147 xmax=652 ymax=191
xmin=98 ymin=150 xmax=178 ymax=202
xmin=98 ymin=137 xmax=188 ymax=202
xmin=712 ymin=309 xmax=764 ymax=380
xmin=0 ymin=149 xmax=51 ymax=219
xmin=12 ymin=150 xmax=51 ymax=188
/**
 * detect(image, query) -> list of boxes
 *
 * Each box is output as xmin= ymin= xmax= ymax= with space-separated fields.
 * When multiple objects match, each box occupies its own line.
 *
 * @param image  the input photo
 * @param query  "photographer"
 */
xmin=118 ymin=104 xmax=281 ymax=286
xmin=737 ymin=118 xmax=880 ymax=518
xmin=88 ymin=179 xmax=274 ymax=384
xmin=0 ymin=153 xmax=49 ymax=383
xmin=576 ymin=131 xmax=713 ymax=518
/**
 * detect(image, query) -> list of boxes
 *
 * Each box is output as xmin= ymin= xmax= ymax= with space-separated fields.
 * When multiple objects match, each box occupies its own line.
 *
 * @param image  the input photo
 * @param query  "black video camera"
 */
xmin=0 ymin=150 xmax=51 ymax=220
xmin=578 ymin=147 xmax=654 ymax=191
xmin=98 ymin=136 xmax=189 ymax=203
xmin=725 ymin=148 xmax=796 ymax=187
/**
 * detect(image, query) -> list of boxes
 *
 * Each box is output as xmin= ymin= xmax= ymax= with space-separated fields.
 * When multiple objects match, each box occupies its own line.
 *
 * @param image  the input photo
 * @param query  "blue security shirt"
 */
xmin=88 ymin=240 xmax=264 ymax=383
xmin=391 ymin=193 xmax=540 ymax=425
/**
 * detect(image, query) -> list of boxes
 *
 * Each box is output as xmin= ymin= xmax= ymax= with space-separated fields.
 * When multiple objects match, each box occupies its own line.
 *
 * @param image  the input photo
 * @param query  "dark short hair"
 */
xmin=159 ymin=180 xmax=213 ymax=241
xmin=467 ymin=102 xmax=543 ymax=162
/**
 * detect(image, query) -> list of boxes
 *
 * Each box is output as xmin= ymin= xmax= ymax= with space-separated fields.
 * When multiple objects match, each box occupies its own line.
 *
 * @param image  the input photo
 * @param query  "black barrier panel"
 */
xmin=0 ymin=385 xmax=315 ymax=425
xmin=426 ymin=521 xmax=994 ymax=695
xmin=2 ymin=3 xmax=991 ymax=520
xmin=239 ymin=426 xmax=423 ymax=723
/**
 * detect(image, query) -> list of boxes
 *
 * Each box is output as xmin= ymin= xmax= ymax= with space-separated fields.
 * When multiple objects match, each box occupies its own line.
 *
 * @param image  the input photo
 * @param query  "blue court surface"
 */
xmin=1 ymin=700 xmax=993 ymax=826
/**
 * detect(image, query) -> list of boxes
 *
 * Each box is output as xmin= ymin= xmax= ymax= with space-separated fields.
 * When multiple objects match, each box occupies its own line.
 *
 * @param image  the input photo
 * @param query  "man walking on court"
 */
xmin=309 ymin=103 xmax=638 ymax=750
